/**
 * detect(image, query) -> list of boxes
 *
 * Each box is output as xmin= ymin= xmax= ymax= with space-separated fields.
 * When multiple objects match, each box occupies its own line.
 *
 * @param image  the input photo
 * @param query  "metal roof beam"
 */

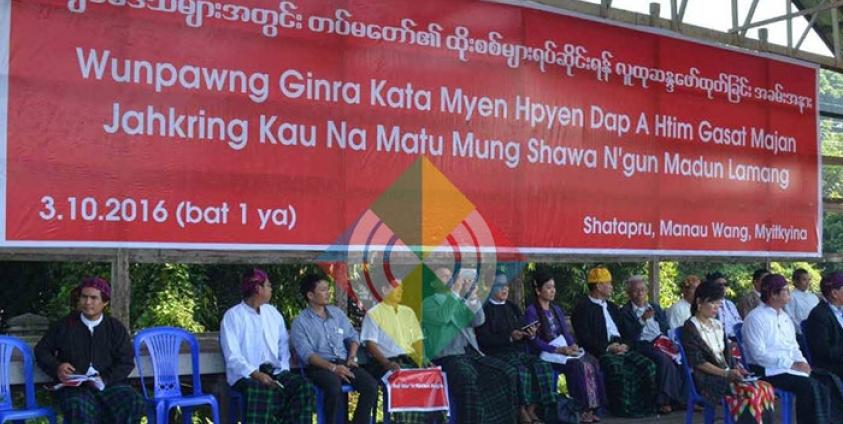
xmin=730 ymin=0 xmax=843 ymax=34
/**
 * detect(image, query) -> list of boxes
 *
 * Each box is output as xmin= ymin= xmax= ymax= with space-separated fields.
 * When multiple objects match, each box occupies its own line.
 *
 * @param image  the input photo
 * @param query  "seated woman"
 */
xmin=524 ymin=272 xmax=607 ymax=423
xmin=680 ymin=279 xmax=775 ymax=424
xmin=477 ymin=274 xmax=558 ymax=424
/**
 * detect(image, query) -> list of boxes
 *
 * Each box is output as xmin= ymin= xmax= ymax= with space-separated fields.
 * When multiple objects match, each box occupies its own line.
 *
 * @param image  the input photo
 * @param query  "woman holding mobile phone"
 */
xmin=524 ymin=272 xmax=607 ymax=423
xmin=681 ymin=279 xmax=775 ymax=424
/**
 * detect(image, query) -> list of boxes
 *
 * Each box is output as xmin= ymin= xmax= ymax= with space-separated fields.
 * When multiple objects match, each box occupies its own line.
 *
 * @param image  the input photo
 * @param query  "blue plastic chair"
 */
xmin=314 ymin=383 xmax=366 ymax=424
xmin=446 ymin=382 xmax=457 ymax=424
xmin=733 ymin=323 xmax=794 ymax=424
xmin=134 ymin=327 xmax=220 ymax=424
xmin=674 ymin=327 xmax=733 ymax=424
xmin=226 ymin=385 xmax=246 ymax=424
xmin=0 ymin=336 xmax=56 ymax=423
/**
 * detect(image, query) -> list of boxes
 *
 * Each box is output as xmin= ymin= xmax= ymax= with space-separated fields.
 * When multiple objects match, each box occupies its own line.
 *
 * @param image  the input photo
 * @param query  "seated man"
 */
xmin=571 ymin=267 xmax=657 ymax=418
xmin=361 ymin=280 xmax=443 ymax=423
xmin=220 ymin=268 xmax=314 ymax=424
xmin=743 ymin=273 xmax=830 ymax=424
xmin=291 ymin=273 xmax=378 ymax=424
xmin=619 ymin=276 xmax=683 ymax=414
xmin=424 ymin=267 xmax=518 ymax=424
xmin=34 ymin=277 xmax=144 ymax=424
xmin=665 ymin=275 xmax=700 ymax=330
xmin=737 ymin=268 xmax=769 ymax=319
xmin=707 ymin=272 xmax=742 ymax=339
xmin=785 ymin=268 xmax=819 ymax=335
xmin=805 ymin=272 xmax=843 ymax=378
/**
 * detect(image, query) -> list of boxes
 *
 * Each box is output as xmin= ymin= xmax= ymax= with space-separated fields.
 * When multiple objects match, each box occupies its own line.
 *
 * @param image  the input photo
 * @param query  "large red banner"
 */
xmin=0 ymin=0 xmax=820 ymax=256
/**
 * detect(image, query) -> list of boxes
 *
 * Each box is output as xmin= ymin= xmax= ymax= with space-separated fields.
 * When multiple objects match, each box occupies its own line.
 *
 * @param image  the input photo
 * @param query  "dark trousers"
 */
xmin=55 ymin=384 xmax=144 ymax=424
xmin=760 ymin=371 xmax=824 ymax=424
xmin=635 ymin=341 xmax=684 ymax=405
xmin=305 ymin=365 xmax=378 ymax=424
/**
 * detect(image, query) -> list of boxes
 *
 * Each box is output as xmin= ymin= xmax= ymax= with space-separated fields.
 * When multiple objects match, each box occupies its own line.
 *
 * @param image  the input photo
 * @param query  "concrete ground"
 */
xmin=600 ymin=400 xmax=787 ymax=424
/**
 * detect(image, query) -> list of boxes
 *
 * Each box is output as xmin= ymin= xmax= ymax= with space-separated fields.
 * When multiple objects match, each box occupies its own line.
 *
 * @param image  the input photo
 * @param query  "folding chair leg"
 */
xmin=703 ymin=405 xmax=715 ymax=424
xmin=181 ymin=406 xmax=193 ymax=424
xmin=210 ymin=400 xmax=221 ymax=424
xmin=684 ymin=399 xmax=695 ymax=424
xmin=722 ymin=401 xmax=733 ymax=424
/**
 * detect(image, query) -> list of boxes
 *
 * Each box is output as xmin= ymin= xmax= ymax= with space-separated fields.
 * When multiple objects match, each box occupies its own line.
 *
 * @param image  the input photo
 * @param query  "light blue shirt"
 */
xmin=290 ymin=305 xmax=359 ymax=364
xmin=718 ymin=299 xmax=742 ymax=338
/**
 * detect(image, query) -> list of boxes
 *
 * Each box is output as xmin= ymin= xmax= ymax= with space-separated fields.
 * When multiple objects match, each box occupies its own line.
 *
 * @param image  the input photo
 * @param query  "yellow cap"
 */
xmin=587 ymin=267 xmax=612 ymax=284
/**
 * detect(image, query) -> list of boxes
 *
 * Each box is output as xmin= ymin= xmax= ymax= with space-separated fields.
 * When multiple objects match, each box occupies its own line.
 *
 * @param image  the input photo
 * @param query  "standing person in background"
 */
xmin=34 ymin=277 xmax=145 ymax=424
xmin=785 ymin=269 xmax=819 ymax=335
xmin=738 ymin=269 xmax=769 ymax=319
xmin=666 ymin=276 xmax=700 ymax=330
xmin=525 ymin=272 xmax=606 ymax=423
xmin=619 ymin=276 xmax=683 ymax=414
xmin=477 ymin=273 xmax=558 ymax=424
xmin=571 ymin=267 xmax=657 ymax=418
xmin=220 ymin=268 xmax=314 ymax=424
xmin=291 ymin=273 xmax=378 ymax=424
xmin=707 ymin=272 xmax=742 ymax=339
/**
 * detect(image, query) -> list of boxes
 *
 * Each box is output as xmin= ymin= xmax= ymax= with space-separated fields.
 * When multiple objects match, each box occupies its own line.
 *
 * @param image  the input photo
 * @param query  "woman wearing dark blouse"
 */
xmin=680 ymin=279 xmax=774 ymax=424
xmin=477 ymin=274 xmax=557 ymax=424
xmin=524 ymin=273 xmax=606 ymax=423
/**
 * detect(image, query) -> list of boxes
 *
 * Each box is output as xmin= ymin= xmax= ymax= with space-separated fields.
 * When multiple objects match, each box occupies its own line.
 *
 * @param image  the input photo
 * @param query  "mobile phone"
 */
xmin=521 ymin=320 xmax=539 ymax=331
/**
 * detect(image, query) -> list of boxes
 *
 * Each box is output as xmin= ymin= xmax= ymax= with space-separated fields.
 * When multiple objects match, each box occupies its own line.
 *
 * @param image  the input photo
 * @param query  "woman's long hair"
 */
xmin=533 ymin=272 xmax=562 ymax=342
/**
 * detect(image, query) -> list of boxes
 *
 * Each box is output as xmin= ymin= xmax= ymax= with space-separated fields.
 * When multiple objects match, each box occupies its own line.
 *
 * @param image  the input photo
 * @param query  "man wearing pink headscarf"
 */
xmin=34 ymin=277 xmax=144 ymax=423
xmin=220 ymin=268 xmax=314 ymax=424
xmin=743 ymin=273 xmax=833 ymax=424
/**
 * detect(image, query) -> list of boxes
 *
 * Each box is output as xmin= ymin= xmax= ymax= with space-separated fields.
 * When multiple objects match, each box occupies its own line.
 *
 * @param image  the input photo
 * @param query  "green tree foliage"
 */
xmin=826 ymin=212 xmax=843 ymax=254
xmin=134 ymin=264 xmax=205 ymax=332
xmin=658 ymin=261 xmax=680 ymax=308
xmin=521 ymin=262 xmax=648 ymax=311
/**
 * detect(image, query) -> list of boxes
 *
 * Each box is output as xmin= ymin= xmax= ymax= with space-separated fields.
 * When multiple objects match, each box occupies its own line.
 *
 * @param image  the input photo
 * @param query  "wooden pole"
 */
xmin=649 ymin=257 xmax=660 ymax=304
xmin=110 ymin=249 xmax=131 ymax=329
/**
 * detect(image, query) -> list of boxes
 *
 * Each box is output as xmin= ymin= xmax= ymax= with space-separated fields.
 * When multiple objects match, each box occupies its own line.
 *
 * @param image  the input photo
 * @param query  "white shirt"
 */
xmin=632 ymin=303 xmax=662 ymax=342
xmin=690 ymin=316 xmax=726 ymax=365
xmin=589 ymin=296 xmax=620 ymax=340
xmin=220 ymin=302 xmax=291 ymax=386
xmin=80 ymin=314 xmax=103 ymax=334
xmin=718 ymin=299 xmax=742 ymax=338
xmin=666 ymin=299 xmax=691 ymax=330
xmin=785 ymin=289 xmax=819 ymax=334
xmin=80 ymin=314 xmax=103 ymax=376
xmin=742 ymin=304 xmax=807 ymax=377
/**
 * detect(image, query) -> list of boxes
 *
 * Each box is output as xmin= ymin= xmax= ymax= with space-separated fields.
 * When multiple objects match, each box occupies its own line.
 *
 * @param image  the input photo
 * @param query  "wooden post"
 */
xmin=649 ymin=257 xmax=660 ymax=305
xmin=512 ymin=274 xmax=525 ymax=309
xmin=335 ymin=278 xmax=348 ymax=314
xmin=649 ymin=2 xmax=660 ymax=26
xmin=110 ymin=249 xmax=131 ymax=329
xmin=758 ymin=28 xmax=769 ymax=51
